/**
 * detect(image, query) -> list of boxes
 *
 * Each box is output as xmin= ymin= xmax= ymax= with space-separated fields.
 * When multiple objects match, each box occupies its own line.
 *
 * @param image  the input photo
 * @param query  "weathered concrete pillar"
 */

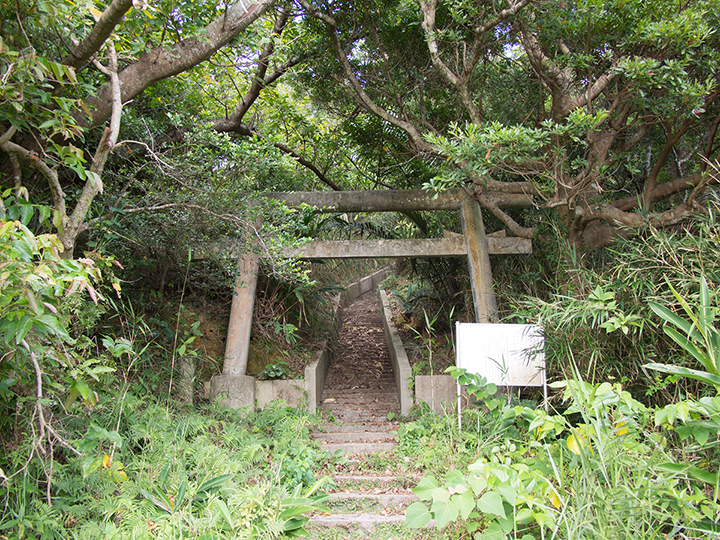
xmin=460 ymin=198 xmax=498 ymax=323
xmin=210 ymin=253 xmax=260 ymax=409
xmin=223 ymin=253 xmax=260 ymax=375
xmin=178 ymin=356 xmax=195 ymax=403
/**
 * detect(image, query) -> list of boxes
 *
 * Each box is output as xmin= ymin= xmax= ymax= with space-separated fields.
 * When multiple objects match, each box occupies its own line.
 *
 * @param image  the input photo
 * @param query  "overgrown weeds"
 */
xmin=0 ymin=394 xmax=328 ymax=539
xmin=404 ymin=369 xmax=720 ymax=539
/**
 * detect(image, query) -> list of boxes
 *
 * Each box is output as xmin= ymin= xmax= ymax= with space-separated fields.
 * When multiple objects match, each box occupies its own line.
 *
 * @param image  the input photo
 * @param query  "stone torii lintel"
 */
xmin=263 ymin=188 xmax=533 ymax=213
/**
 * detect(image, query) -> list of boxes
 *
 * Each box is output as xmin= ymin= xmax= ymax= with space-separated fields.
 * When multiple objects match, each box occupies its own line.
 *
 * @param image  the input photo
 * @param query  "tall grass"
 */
xmin=507 ymin=203 xmax=720 ymax=402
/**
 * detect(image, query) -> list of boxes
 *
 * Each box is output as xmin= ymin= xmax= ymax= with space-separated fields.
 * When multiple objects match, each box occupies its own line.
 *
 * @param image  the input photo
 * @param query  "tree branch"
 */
xmin=701 ymin=112 xmax=720 ymax=173
xmin=62 ymin=0 xmax=134 ymax=69
xmin=63 ymin=43 xmax=123 ymax=254
xmin=642 ymin=118 xmax=695 ymax=209
xmin=1 ymin=140 xmax=66 ymax=217
xmin=475 ymin=191 xmax=536 ymax=238
xmin=418 ymin=0 xmax=482 ymax=124
xmin=0 ymin=125 xmax=17 ymax=146
xmin=298 ymin=0 xmax=434 ymax=155
xmin=213 ymin=6 xmax=293 ymax=130
xmin=86 ymin=0 xmax=276 ymax=127
xmin=211 ymin=120 xmax=343 ymax=190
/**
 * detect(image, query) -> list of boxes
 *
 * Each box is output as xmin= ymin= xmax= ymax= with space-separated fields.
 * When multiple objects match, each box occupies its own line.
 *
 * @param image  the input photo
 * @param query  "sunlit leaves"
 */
xmin=0 ymin=194 xmax=106 ymax=346
xmin=0 ymin=37 xmax=83 ymax=139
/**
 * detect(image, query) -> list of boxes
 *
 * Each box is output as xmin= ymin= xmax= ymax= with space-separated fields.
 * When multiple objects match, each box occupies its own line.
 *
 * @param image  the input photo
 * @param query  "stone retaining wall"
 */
xmin=376 ymin=291 xmax=457 ymax=415
xmin=378 ymin=290 xmax=413 ymax=416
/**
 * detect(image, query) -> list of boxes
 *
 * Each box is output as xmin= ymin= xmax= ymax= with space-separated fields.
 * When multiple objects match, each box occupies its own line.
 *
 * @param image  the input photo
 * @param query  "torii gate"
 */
xmin=216 ymin=188 xmax=533 ymax=380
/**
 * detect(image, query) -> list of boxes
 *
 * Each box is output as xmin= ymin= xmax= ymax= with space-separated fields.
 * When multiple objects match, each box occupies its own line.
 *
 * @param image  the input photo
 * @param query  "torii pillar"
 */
xmin=209 ymin=253 xmax=259 ymax=407
xmin=460 ymin=198 xmax=498 ymax=323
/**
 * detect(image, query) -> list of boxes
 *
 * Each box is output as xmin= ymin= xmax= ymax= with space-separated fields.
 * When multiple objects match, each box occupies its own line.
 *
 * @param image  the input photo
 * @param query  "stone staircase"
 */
xmin=309 ymin=471 xmax=421 ymax=536
xmin=313 ymin=291 xmax=401 ymax=455
xmin=308 ymin=291 xmax=430 ymax=536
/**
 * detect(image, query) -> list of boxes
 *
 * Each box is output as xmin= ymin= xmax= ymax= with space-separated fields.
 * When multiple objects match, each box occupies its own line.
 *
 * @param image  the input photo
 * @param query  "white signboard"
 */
xmin=456 ymin=322 xmax=545 ymax=387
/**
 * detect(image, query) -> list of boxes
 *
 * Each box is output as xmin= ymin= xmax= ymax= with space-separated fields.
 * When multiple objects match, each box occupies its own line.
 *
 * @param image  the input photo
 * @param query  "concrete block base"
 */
xmin=256 ymin=379 xmax=306 ymax=409
xmin=306 ymin=347 xmax=331 ymax=415
xmin=209 ymin=374 xmax=255 ymax=409
xmin=415 ymin=375 xmax=457 ymax=414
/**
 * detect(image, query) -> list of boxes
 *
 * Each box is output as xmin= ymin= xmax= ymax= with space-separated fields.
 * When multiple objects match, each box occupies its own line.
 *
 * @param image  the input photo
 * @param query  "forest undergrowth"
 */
xmin=2 ymin=198 xmax=720 ymax=539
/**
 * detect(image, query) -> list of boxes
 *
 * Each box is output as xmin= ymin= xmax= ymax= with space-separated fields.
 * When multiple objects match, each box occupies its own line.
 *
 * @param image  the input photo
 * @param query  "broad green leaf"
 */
xmin=497 ymin=484 xmax=517 ymax=506
xmin=64 ymin=387 xmax=80 ymax=409
xmin=176 ymin=479 xmax=187 ymax=509
xmin=279 ymin=505 xmax=315 ymax=520
xmin=454 ymin=490 xmax=476 ymax=520
xmin=197 ymin=473 xmax=234 ymax=493
xmin=655 ymin=462 xmax=685 ymax=474
xmin=477 ymin=491 xmax=506 ymax=519
xmin=477 ymin=522 xmax=508 ymax=540
xmin=689 ymin=466 xmax=718 ymax=485
xmin=663 ymin=327 xmax=708 ymax=368
xmin=678 ymin=425 xmax=709 ymax=445
xmin=431 ymin=487 xmax=450 ymax=503
xmin=3 ymin=319 xmax=19 ymax=345
xmin=19 ymin=203 xmax=33 ymax=226
xmin=14 ymin=314 xmax=33 ymax=344
xmin=140 ymin=488 xmax=172 ymax=513
xmin=431 ymin=496 xmax=458 ymax=529
xmin=515 ymin=507 xmax=535 ymax=524
xmin=405 ymin=501 xmax=432 ymax=528
xmin=283 ymin=517 xmax=308 ymax=533
xmin=412 ymin=476 xmax=438 ymax=501
xmin=73 ymin=379 xmax=90 ymax=400
xmin=106 ymin=430 xmax=123 ymax=449
xmin=643 ymin=363 xmax=720 ymax=389
xmin=649 ymin=302 xmax=695 ymax=336
xmin=445 ymin=469 xmax=467 ymax=486
xmin=467 ymin=474 xmax=487 ymax=495
xmin=214 ymin=499 xmax=233 ymax=529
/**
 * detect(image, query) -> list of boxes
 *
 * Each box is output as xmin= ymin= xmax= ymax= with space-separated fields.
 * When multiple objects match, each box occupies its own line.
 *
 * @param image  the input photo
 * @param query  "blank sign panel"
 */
xmin=456 ymin=322 xmax=545 ymax=387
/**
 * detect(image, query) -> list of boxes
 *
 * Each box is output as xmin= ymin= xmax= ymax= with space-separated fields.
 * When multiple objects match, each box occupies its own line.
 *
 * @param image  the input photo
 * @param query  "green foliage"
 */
xmin=512 ymin=207 xmax=720 ymax=398
xmin=0 ymin=196 xmax=120 ymax=410
xmin=445 ymin=367 xmax=498 ymax=403
xmin=406 ymin=375 xmax=720 ymax=538
xmin=646 ymin=276 xmax=720 ymax=392
xmin=261 ymin=361 xmax=290 ymax=380
xmin=0 ymin=34 xmax=82 ymax=141
xmin=424 ymin=111 xmax=608 ymax=194
xmin=0 ymin=393 xmax=328 ymax=539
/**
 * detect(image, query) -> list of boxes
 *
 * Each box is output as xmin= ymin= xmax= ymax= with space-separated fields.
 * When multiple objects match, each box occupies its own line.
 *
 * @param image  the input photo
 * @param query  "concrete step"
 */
xmin=314 ymin=431 xmax=396 ymax=444
xmin=321 ymin=388 xmax=397 ymax=398
xmin=326 ymin=492 xmax=418 ymax=512
xmin=331 ymin=474 xmax=420 ymax=488
xmin=321 ymin=401 xmax=399 ymax=410
xmin=315 ymin=423 xmax=397 ymax=433
xmin=323 ymin=389 xmax=396 ymax=396
xmin=322 ymin=384 xmax=397 ymax=392
xmin=309 ymin=513 xmax=406 ymax=527
xmin=319 ymin=414 xmax=399 ymax=425
xmin=320 ymin=441 xmax=397 ymax=454
xmin=319 ymin=402 xmax=399 ymax=411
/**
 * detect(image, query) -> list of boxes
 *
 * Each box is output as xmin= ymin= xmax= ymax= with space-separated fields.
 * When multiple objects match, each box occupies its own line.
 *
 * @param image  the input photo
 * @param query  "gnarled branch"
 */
xmin=62 ymin=0 xmax=134 ymax=69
